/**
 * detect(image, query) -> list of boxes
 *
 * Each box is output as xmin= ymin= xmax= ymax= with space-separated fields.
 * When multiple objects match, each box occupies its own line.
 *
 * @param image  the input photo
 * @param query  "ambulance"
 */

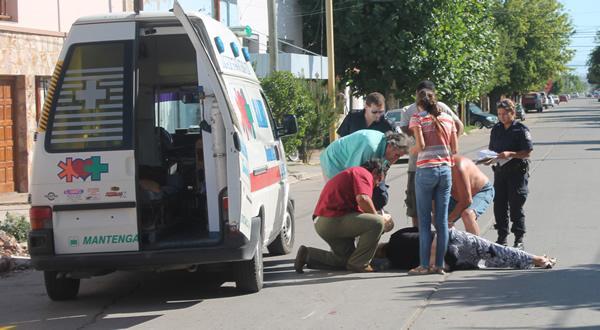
xmin=28 ymin=1 xmax=297 ymax=300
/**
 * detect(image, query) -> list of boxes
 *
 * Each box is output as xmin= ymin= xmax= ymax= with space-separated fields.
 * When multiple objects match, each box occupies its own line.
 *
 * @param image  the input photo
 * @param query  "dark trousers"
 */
xmin=493 ymin=167 xmax=528 ymax=237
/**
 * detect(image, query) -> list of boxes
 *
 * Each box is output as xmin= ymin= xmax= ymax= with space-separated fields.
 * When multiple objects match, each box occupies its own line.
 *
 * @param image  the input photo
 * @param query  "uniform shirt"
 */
xmin=409 ymin=111 xmax=456 ymax=168
xmin=400 ymin=102 xmax=459 ymax=171
xmin=320 ymin=130 xmax=387 ymax=179
xmin=337 ymin=109 xmax=395 ymax=137
xmin=489 ymin=121 xmax=533 ymax=153
xmin=313 ymin=166 xmax=374 ymax=218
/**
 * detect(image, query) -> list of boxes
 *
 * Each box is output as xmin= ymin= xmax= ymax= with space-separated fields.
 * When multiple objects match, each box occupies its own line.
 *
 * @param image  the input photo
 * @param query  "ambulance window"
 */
xmin=46 ymin=41 xmax=133 ymax=152
xmin=155 ymin=90 xmax=201 ymax=133
xmin=260 ymin=91 xmax=278 ymax=138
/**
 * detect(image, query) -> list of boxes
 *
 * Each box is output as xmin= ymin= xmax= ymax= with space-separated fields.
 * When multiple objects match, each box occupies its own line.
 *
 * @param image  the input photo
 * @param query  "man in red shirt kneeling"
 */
xmin=295 ymin=159 xmax=394 ymax=273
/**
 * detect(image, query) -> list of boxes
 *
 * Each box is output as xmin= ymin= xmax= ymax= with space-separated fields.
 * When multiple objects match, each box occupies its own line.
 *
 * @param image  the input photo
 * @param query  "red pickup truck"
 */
xmin=521 ymin=93 xmax=543 ymax=112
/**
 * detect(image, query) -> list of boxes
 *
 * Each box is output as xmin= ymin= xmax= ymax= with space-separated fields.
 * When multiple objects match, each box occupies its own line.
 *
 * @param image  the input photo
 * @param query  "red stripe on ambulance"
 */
xmin=250 ymin=166 xmax=281 ymax=192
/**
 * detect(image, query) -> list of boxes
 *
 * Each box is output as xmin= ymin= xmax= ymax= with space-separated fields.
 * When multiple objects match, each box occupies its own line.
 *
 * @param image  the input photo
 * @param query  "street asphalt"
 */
xmin=0 ymin=98 xmax=599 ymax=329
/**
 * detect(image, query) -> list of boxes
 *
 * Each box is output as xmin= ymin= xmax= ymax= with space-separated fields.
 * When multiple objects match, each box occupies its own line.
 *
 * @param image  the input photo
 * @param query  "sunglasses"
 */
xmin=496 ymin=100 xmax=512 ymax=109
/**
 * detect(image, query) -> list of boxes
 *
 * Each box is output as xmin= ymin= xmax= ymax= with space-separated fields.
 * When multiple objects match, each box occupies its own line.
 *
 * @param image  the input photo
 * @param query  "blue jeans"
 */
xmin=415 ymin=166 xmax=452 ymax=268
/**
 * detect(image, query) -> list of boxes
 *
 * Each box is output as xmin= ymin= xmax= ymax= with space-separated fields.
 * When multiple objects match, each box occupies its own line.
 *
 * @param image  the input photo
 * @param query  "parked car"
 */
xmin=385 ymin=108 xmax=402 ymax=126
xmin=468 ymin=102 xmax=498 ymax=128
xmin=522 ymin=92 xmax=543 ymax=112
xmin=559 ymin=94 xmax=568 ymax=103
xmin=549 ymin=94 xmax=559 ymax=105
xmin=540 ymin=92 xmax=553 ymax=109
xmin=515 ymin=104 xmax=526 ymax=121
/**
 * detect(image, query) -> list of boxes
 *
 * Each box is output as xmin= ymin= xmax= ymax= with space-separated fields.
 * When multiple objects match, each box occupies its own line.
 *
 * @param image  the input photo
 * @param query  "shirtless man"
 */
xmin=448 ymin=155 xmax=495 ymax=235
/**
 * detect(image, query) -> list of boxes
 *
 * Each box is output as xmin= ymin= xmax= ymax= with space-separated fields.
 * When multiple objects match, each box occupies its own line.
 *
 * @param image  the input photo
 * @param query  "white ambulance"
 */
xmin=28 ymin=2 xmax=297 ymax=300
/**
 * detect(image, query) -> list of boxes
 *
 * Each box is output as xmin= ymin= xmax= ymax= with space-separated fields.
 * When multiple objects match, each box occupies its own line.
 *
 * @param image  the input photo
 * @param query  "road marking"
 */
xmin=301 ymin=311 xmax=315 ymax=319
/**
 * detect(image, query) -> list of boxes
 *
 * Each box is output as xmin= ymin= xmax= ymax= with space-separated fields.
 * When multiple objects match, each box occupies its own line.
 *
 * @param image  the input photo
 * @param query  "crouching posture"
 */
xmin=379 ymin=227 xmax=556 ymax=272
xmin=295 ymin=160 xmax=394 ymax=273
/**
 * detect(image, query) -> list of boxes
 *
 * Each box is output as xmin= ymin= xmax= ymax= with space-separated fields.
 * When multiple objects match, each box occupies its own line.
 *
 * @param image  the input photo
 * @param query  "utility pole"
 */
xmin=326 ymin=0 xmax=336 ymax=142
xmin=213 ymin=0 xmax=220 ymax=21
xmin=268 ymin=0 xmax=278 ymax=74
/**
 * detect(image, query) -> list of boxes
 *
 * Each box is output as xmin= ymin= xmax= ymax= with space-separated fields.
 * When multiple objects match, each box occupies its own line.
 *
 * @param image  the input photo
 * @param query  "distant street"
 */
xmin=1 ymin=98 xmax=600 ymax=329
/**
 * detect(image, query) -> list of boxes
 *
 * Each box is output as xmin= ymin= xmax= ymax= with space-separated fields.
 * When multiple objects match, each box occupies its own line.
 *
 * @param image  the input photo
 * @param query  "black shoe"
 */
xmin=513 ymin=236 xmax=524 ymax=250
xmin=294 ymin=245 xmax=308 ymax=274
xmin=496 ymin=235 xmax=508 ymax=246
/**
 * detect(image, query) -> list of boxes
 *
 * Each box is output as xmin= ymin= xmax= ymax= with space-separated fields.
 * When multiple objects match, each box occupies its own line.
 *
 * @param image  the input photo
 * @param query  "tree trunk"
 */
xmin=488 ymin=89 xmax=503 ymax=115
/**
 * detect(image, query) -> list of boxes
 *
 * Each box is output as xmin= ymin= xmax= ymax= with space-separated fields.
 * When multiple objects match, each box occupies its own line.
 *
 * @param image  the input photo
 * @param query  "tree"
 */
xmin=301 ymin=0 xmax=500 ymax=107
xmin=488 ymin=0 xmax=574 ymax=112
xmin=260 ymin=71 xmax=337 ymax=162
xmin=587 ymin=31 xmax=600 ymax=86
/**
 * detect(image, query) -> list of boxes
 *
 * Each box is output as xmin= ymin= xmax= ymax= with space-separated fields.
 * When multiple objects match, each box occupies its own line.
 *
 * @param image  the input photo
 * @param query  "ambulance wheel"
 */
xmin=235 ymin=233 xmax=263 ymax=293
xmin=44 ymin=271 xmax=80 ymax=301
xmin=267 ymin=201 xmax=295 ymax=255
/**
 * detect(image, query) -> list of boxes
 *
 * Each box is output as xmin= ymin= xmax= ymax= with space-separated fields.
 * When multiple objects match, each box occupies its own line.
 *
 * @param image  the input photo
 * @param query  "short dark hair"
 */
xmin=361 ymin=159 xmax=389 ymax=176
xmin=497 ymin=98 xmax=515 ymax=112
xmin=365 ymin=92 xmax=385 ymax=107
xmin=416 ymin=80 xmax=435 ymax=92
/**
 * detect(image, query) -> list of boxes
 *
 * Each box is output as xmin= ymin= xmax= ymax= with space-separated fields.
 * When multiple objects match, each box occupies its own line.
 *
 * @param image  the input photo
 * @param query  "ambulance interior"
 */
xmin=135 ymin=26 xmax=214 ymax=249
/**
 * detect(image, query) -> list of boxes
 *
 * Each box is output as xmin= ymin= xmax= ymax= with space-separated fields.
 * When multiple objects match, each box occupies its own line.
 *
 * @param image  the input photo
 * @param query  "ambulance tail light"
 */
xmin=221 ymin=188 xmax=240 ymax=236
xmin=30 ymin=206 xmax=53 ymax=230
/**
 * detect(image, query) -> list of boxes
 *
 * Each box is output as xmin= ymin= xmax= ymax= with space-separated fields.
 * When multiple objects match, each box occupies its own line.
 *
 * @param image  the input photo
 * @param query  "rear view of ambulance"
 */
xmin=28 ymin=2 xmax=297 ymax=300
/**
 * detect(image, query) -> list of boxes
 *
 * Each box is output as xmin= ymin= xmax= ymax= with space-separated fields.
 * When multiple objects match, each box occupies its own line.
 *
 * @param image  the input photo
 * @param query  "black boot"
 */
xmin=496 ymin=233 xmax=508 ymax=246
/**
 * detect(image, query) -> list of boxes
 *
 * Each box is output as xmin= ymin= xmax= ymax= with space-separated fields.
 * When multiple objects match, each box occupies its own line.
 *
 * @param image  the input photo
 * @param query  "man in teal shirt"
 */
xmin=321 ymin=130 xmax=408 ymax=179
xmin=320 ymin=130 xmax=409 ymax=210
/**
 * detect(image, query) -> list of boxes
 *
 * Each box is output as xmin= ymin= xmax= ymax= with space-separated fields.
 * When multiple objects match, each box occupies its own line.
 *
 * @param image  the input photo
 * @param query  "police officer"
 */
xmin=489 ymin=99 xmax=533 ymax=249
xmin=336 ymin=92 xmax=395 ymax=137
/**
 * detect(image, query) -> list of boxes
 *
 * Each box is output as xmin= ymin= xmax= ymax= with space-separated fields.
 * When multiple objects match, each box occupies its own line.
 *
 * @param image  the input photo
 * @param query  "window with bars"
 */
xmin=45 ymin=41 xmax=133 ymax=152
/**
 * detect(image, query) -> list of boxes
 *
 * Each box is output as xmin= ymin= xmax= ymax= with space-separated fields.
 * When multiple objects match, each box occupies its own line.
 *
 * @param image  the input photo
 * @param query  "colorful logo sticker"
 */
xmin=252 ymin=99 xmax=269 ymax=128
xmin=86 ymin=188 xmax=101 ymax=201
xmin=57 ymin=156 xmax=108 ymax=182
xmin=64 ymin=188 xmax=84 ymax=202
xmin=234 ymin=89 xmax=256 ymax=140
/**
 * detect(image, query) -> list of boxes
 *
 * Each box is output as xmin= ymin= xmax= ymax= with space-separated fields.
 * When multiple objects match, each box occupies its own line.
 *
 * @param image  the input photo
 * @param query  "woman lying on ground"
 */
xmin=374 ymin=227 xmax=556 ymax=272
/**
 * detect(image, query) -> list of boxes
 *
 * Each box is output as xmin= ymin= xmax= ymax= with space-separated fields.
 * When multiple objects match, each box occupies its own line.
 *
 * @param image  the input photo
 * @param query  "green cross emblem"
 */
xmin=84 ymin=156 xmax=109 ymax=181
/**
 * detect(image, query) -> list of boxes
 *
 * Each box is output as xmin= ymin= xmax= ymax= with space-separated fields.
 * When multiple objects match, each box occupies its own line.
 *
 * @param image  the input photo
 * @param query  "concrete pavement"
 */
xmin=1 ymin=98 xmax=599 ymax=329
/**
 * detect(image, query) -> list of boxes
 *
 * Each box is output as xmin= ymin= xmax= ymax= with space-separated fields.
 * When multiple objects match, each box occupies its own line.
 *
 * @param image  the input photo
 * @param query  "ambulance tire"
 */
xmin=44 ymin=271 xmax=80 ymax=301
xmin=235 ymin=225 xmax=264 ymax=293
xmin=267 ymin=201 xmax=295 ymax=255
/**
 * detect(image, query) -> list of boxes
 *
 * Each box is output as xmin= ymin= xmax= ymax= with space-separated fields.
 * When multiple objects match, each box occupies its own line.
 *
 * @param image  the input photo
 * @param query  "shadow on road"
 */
xmin=396 ymin=264 xmax=600 ymax=312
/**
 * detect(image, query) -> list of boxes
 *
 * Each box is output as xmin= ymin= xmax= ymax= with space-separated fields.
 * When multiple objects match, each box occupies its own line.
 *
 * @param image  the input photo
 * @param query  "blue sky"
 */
xmin=559 ymin=0 xmax=599 ymax=77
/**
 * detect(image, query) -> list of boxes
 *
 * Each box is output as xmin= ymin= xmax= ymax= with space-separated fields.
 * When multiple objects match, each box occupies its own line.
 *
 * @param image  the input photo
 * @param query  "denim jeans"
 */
xmin=415 ymin=165 xmax=452 ymax=268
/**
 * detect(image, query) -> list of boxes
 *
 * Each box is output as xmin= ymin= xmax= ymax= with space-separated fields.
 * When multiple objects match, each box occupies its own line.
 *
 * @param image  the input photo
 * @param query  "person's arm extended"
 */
xmin=411 ymin=126 xmax=425 ymax=154
xmin=448 ymin=167 xmax=472 ymax=225
xmin=454 ymin=117 xmax=464 ymax=136
xmin=356 ymin=194 xmax=377 ymax=214
xmin=497 ymin=149 xmax=532 ymax=160
xmin=450 ymin=130 xmax=458 ymax=155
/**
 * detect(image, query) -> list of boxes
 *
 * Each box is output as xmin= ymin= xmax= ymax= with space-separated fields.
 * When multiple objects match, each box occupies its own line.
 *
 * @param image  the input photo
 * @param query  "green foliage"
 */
xmin=587 ymin=32 xmax=600 ymax=85
xmin=489 ymin=0 xmax=574 ymax=96
xmin=301 ymin=0 xmax=500 ymax=106
xmin=299 ymin=80 xmax=339 ymax=161
xmin=260 ymin=72 xmax=337 ymax=161
xmin=553 ymin=73 xmax=588 ymax=94
xmin=301 ymin=0 xmax=574 ymax=109
xmin=1 ymin=212 xmax=30 ymax=243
